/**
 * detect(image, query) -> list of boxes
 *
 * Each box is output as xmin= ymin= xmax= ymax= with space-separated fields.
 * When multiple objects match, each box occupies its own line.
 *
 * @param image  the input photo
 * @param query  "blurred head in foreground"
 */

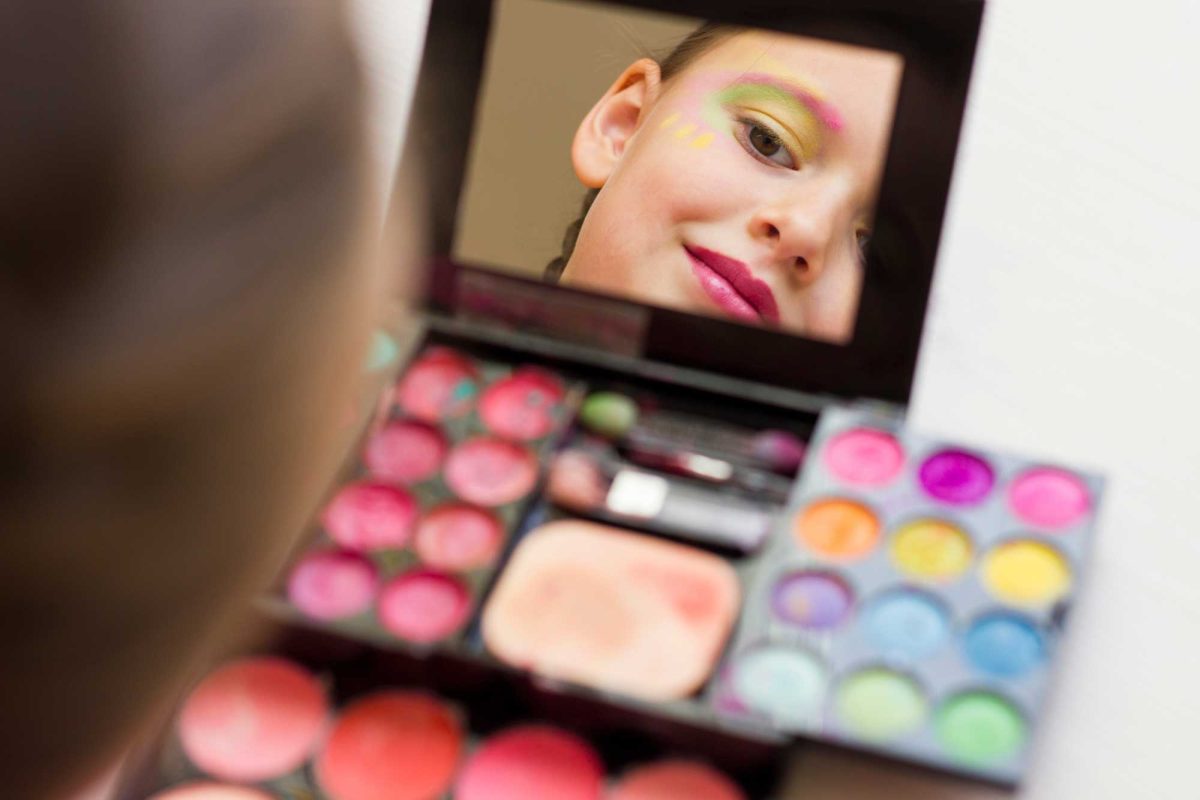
xmin=0 ymin=1 xmax=395 ymax=796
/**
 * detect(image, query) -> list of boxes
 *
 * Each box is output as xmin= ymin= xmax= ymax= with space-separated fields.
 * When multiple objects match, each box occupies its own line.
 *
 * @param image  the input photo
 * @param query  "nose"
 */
xmin=749 ymin=185 xmax=847 ymax=284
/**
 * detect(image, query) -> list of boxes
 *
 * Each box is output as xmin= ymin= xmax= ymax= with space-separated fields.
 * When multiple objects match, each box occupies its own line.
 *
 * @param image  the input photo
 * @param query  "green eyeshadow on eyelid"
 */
xmin=704 ymin=83 xmax=824 ymax=159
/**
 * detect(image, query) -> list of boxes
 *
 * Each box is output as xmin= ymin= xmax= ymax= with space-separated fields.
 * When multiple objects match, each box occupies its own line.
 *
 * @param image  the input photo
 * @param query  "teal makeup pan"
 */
xmin=715 ymin=405 xmax=1104 ymax=783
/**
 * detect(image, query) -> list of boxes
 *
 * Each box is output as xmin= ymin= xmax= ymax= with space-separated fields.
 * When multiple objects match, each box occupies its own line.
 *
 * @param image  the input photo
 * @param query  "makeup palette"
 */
xmin=275 ymin=342 xmax=580 ymax=649
xmin=143 ymin=654 xmax=758 ymax=800
xmin=713 ymin=405 xmax=1103 ymax=783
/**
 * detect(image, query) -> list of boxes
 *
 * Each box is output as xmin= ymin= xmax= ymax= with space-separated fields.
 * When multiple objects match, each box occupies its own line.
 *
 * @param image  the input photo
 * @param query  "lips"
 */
xmin=683 ymin=245 xmax=780 ymax=325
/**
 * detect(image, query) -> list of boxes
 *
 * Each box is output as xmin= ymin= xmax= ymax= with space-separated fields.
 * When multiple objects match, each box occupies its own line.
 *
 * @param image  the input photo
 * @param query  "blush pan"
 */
xmin=321 ymin=481 xmax=418 ymax=551
xmin=286 ymin=549 xmax=378 ymax=621
xmin=478 ymin=368 xmax=565 ymax=440
xmin=377 ymin=569 xmax=471 ymax=643
xmin=315 ymin=691 xmax=462 ymax=800
xmin=414 ymin=503 xmax=504 ymax=571
xmin=482 ymin=520 xmax=739 ymax=701
xmin=363 ymin=421 xmax=447 ymax=485
xmin=444 ymin=436 xmax=538 ymax=506
xmin=454 ymin=725 xmax=604 ymax=800
xmin=177 ymin=657 xmax=327 ymax=783
xmin=150 ymin=785 xmax=275 ymax=800
xmin=395 ymin=347 xmax=479 ymax=422
xmin=610 ymin=760 xmax=746 ymax=800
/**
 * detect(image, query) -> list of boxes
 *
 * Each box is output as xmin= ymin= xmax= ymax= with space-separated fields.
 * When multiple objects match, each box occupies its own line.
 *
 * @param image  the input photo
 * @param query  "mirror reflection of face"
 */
xmin=561 ymin=31 xmax=902 ymax=343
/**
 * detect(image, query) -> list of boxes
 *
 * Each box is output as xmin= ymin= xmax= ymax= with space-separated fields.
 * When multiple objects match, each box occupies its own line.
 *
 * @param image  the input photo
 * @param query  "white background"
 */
xmin=350 ymin=1 xmax=1200 ymax=797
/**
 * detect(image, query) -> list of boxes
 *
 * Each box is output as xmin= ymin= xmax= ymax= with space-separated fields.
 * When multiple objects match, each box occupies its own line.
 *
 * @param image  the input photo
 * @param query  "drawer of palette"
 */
xmin=711 ymin=404 xmax=1103 ymax=785
xmin=266 ymin=343 xmax=583 ymax=653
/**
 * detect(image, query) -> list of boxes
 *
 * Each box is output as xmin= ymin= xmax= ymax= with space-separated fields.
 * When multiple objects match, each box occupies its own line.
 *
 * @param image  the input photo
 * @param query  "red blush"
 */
xmin=177 ymin=658 xmax=327 ymax=783
xmin=610 ymin=760 xmax=747 ymax=800
xmin=396 ymin=348 xmax=478 ymax=423
xmin=377 ymin=569 xmax=471 ymax=642
xmin=364 ymin=421 xmax=447 ymax=485
xmin=454 ymin=725 xmax=604 ymax=800
xmin=415 ymin=503 xmax=504 ymax=571
xmin=444 ymin=436 xmax=537 ymax=506
xmin=478 ymin=369 xmax=565 ymax=440
xmin=286 ymin=550 xmax=378 ymax=621
xmin=322 ymin=481 xmax=418 ymax=551
xmin=315 ymin=692 xmax=462 ymax=800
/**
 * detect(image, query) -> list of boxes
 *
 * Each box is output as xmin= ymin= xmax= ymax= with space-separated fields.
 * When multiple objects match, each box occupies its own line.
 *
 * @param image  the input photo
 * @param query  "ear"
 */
xmin=571 ymin=58 xmax=662 ymax=189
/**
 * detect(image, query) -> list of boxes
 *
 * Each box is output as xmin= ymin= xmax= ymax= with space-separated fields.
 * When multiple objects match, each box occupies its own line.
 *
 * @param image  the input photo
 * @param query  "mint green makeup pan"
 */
xmin=730 ymin=645 xmax=827 ymax=730
xmin=835 ymin=668 xmax=927 ymax=741
xmin=935 ymin=692 xmax=1026 ymax=764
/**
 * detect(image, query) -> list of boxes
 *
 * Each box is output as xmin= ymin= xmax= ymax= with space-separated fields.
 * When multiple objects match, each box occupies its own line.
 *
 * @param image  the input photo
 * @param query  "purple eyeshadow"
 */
xmin=771 ymin=570 xmax=854 ymax=630
xmin=918 ymin=450 xmax=995 ymax=505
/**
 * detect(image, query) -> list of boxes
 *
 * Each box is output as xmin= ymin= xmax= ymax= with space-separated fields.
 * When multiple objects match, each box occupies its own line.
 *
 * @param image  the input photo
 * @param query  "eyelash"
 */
xmin=733 ymin=115 xmax=799 ymax=170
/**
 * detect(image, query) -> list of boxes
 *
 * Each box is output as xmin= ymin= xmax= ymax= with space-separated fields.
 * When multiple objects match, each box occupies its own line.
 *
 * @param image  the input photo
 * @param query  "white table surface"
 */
xmin=351 ymin=1 xmax=1200 ymax=797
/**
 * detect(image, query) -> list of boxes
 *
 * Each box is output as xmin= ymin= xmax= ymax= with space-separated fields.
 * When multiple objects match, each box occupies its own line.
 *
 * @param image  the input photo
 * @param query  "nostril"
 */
xmin=765 ymin=223 xmax=780 ymax=241
xmin=794 ymin=257 xmax=809 ymax=274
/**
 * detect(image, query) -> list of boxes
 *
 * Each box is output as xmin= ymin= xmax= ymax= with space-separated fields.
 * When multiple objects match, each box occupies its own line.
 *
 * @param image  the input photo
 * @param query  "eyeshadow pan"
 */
xmin=321 ymin=481 xmax=418 ymax=551
xmin=363 ymin=421 xmax=448 ymax=485
xmin=729 ymin=644 xmax=828 ymax=730
xmin=918 ymin=450 xmax=994 ymax=505
xmin=444 ymin=436 xmax=538 ymax=506
xmin=770 ymin=570 xmax=854 ymax=630
xmin=414 ymin=503 xmax=504 ymax=571
xmin=835 ymin=667 xmax=927 ymax=741
xmin=395 ymin=347 xmax=478 ymax=422
xmin=862 ymin=588 xmax=950 ymax=660
xmin=478 ymin=368 xmax=565 ymax=440
xmin=981 ymin=540 xmax=1072 ymax=606
xmin=823 ymin=427 xmax=904 ymax=486
xmin=794 ymin=498 xmax=880 ymax=560
xmin=610 ymin=760 xmax=747 ymax=800
xmin=1008 ymin=467 xmax=1091 ymax=529
xmin=287 ymin=550 xmax=378 ymax=621
xmin=889 ymin=519 xmax=973 ymax=581
xmin=315 ymin=692 xmax=462 ymax=800
xmin=964 ymin=612 xmax=1045 ymax=678
xmin=149 ymin=785 xmax=275 ymax=800
xmin=482 ymin=520 xmax=740 ymax=701
xmin=177 ymin=658 xmax=327 ymax=783
xmin=377 ymin=569 xmax=471 ymax=643
xmin=454 ymin=725 xmax=604 ymax=800
xmin=934 ymin=692 xmax=1026 ymax=764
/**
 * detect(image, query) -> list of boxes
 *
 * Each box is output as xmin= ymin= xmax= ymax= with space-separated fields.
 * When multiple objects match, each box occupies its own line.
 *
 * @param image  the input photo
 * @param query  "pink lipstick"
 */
xmin=683 ymin=245 xmax=780 ymax=324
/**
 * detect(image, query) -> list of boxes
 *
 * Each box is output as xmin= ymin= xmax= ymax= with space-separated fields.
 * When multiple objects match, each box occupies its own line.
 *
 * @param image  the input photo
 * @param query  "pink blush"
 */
xmin=364 ymin=421 xmax=447 ymax=485
xmin=823 ymin=428 xmax=905 ymax=486
xmin=454 ymin=725 xmax=604 ymax=800
xmin=177 ymin=657 xmax=327 ymax=783
xmin=149 ymin=784 xmax=275 ymax=800
xmin=611 ymin=760 xmax=746 ymax=800
xmin=396 ymin=348 xmax=478 ymax=422
xmin=287 ymin=550 xmax=378 ymax=620
xmin=478 ymin=369 xmax=565 ymax=440
xmin=1008 ymin=467 xmax=1091 ymax=529
xmin=444 ymin=436 xmax=538 ymax=506
xmin=378 ymin=569 xmax=471 ymax=642
xmin=415 ymin=503 xmax=504 ymax=571
xmin=322 ymin=482 xmax=418 ymax=551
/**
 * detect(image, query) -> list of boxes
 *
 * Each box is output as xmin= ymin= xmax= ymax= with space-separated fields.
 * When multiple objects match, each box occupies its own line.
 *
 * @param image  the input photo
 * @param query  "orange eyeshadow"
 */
xmin=482 ymin=520 xmax=740 ymax=701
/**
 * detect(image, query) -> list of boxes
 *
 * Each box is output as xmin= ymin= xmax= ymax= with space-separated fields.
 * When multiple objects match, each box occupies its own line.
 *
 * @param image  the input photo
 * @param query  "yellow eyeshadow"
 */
xmin=673 ymin=123 xmax=697 ymax=139
xmin=890 ymin=520 xmax=973 ymax=581
xmin=981 ymin=540 xmax=1072 ymax=605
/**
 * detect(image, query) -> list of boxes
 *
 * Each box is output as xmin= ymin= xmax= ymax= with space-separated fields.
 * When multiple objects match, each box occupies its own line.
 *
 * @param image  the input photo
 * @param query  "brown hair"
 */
xmin=0 ymin=2 xmax=375 ymax=797
xmin=544 ymin=23 xmax=738 ymax=280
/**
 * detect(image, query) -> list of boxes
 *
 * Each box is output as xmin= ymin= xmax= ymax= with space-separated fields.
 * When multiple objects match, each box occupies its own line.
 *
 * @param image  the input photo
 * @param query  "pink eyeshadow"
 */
xmin=378 ymin=569 xmax=471 ymax=643
xmin=444 ymin=436 xmax=538 ymax=506
xmin=1008 ymin=467 xmax=1091 ymax=529
xmin=287 ymin=550 xmax=379 ymax=621
xmin=478 ymin=368 xmax=565 ymax=440
xmin=177 ymin=657 xmax=327 ymax=783
xmin=321 ymin=481 xmax=418 ymax=551
xmin=454 ymin=725 xmax=604 ymax=800
xmin=149 ymin=784 xmax=276 ymax=800
xmin=364 ymin=420 xmax=447 ymax=484
xmin=395 ymin=348 xmax=479 ymax=422
xmin=611 ymin=760 xmax=746 ymax=800
xmin=415 ymin=503 xmax=504 ymax=571
xmin=823 ymin=428 xmax=905 ymax=486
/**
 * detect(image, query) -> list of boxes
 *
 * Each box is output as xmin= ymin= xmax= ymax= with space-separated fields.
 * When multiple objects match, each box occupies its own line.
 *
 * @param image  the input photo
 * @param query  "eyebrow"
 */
xmin=718 ymin=72 xmax=845 ymax=133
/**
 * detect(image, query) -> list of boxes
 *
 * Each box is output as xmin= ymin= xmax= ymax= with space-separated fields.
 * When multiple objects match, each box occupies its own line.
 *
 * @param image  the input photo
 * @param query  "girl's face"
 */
xmin=561 ymin=31 xmax=903 ymax=343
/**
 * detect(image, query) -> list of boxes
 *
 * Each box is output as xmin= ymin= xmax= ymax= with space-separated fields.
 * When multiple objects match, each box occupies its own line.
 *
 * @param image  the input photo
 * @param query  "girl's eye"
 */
xmin=736 ymin=118 xmax=797 ymax=169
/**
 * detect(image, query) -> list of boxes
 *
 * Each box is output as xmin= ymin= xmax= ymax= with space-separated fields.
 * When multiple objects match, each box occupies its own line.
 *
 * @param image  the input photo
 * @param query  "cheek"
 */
xmin=623 ymin=128 xmax=755 ymax=223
